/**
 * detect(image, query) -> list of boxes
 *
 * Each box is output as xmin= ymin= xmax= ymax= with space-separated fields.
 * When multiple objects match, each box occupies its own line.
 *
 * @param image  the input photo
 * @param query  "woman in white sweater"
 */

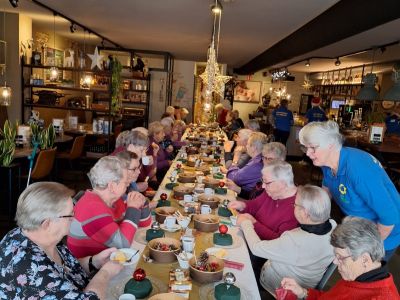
xmin=238 ymin=185 xmax=336 ymax=296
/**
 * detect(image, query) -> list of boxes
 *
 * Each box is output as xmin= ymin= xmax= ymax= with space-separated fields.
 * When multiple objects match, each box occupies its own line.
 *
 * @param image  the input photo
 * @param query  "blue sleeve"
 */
xmin=289 ymin=111 xmax=294 ymax=125
xmin=351 ymin=164 xmax=400 ymax=226
xmin=305 ymin=109 xmax=312 ymax=120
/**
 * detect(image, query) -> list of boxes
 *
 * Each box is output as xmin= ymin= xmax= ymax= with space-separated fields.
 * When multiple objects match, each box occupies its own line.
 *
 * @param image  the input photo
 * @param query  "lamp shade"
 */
xmin=0 ymin=85 xmax=12 ymax=106
xmin=383 ymin=70 xmax=400 ymax=101
xmin=355 ymin=73 xmax=379 ymax=101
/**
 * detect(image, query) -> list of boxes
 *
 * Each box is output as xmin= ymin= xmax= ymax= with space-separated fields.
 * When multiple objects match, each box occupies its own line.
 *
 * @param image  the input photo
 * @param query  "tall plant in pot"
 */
xmin=0 ymin=120 xmax=18 ymax=167
xmin=39 ymin=124 xmax=56 ymax=150
xmin=110 ymin=56 xmax=122 ymax=115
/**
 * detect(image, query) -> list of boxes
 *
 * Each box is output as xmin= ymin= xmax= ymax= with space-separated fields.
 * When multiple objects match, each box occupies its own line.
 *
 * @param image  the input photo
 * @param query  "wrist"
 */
xmin=301 ymin=288 xmax=308 ymax=299
xmin=89 ymin=256 xmax=99 ymax=273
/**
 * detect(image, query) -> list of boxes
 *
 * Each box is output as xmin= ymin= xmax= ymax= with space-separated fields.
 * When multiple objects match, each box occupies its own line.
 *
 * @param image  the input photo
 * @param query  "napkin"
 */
xmin=223 ymin=259 xmax=244 ymax=270
xmin=275 ymin=288 xmax=297 ymax=300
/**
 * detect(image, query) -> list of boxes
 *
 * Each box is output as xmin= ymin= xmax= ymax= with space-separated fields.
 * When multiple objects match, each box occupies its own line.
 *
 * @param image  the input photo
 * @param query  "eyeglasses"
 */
xmin=58 ymin=212 xmax=74 ymax=219
xmin=262 ymin=178 xmax=276 ymax=186
xmin=263 ymin=156 xmax=276 ymax=162
xmin=128 ymin=164 xmax=142 ymax=172
xmin=293 ymin=203 xmax=305 ymax=209
xmin=334 ymin=253 xmax=353 ymax=264
xmin=300 ymin=145 xmax=320 ymax=154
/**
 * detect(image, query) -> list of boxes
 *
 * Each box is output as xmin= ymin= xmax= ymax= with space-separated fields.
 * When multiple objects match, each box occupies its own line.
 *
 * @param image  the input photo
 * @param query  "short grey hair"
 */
xmin=297 ymin=185 xmax=331 ymax=223
xmin=116 ymin=130 xmax=149 ymax=148
xmin=262 ymin=160 xmax=294 ymax=186
xmin=248 ymin=132 xmax=268 ymax=153
xmin=115 ymin=150 xmax=139 ymax=169
xmin=245 ymin=119 xmax=260 ymax=131
xmin=299 ymin=120 xmax=343 ymax=149
xmin=331 ymin=217 xmax=385 ymax=262
xmin=148 ymin=121 xmax=164 ymax=136
xmin=88 ymin=156 xmax=124 ymax=189
xmin=132 ymin=127 xmax=148 ymax=136
xmin=238 ymin=128 xmax=253 ymax=142
xmin=15 ymin=182 xmax=74 ymax=231
xmin=262 ymin=142 xmax=287 ymax=161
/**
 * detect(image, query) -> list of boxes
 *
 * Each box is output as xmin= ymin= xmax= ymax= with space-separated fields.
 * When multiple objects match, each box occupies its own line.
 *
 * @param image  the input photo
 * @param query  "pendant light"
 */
xmin=0 ymin=11 xmax=11 ymax=106
xmin=49 ymin=12 xmax=59 ymax=82
xmin=355 ymin=49 xmax=379 ymax=101
xmin=382 ymin=63 xmax=400 ymax=101
xmin=80 ymin=29 xmax=93 ymax=89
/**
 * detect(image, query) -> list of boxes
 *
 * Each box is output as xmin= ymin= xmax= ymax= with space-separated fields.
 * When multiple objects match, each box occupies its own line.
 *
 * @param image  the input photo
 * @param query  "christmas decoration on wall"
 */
xmin=87 ymin=46 xmax=104 ymax=70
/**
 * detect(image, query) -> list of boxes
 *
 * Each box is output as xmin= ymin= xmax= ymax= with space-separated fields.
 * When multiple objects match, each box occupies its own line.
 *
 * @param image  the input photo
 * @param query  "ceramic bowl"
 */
xmin=154 ymin=207 xmax=177 ymax=224
xmin=198 ymin=194 xmax=221 ymax=209
xmin=173 ymin=185 xmax=194 ymax=199
xmin=178 ymin=172 xmax=197 ymax=183
xmin=148 ymin=237 xmax=181 ymax=263
xmin=203 ymin=177 xmax=219 ymax=189
xmin=193 ymin=214 xmax=219 ymax=232
xmin=189 ymin=255 xmax=224 ymax=283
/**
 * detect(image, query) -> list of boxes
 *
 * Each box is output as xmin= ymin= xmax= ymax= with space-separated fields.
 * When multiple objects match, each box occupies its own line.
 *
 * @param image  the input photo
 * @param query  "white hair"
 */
xmin=88 ymin=156 xmax=124 ymax=189
xmin=161 ymin=117 xmax=174 ymax=128
xmin=262 ymin=142 xmax=287 ymax=161
xmin=116 ymin=130 xmax=148 ymax=148
xmin=15 ymin=182 xmax=74 ymax=230
xmin=238 ymin=128 xmax=253 ymax=141
xmin=245 ymin=119 xmax=260 ymax=131
xmin=262 ymin=160 xmax=294 ymax=186
xmin=148 ymin=121 xmax=164 ymax=136
xmin=132 ymin=127 xmax=148 ymax=136
xmin=248 ymin=132 xmax=268 ymax=153
xmin=297 ymin=185 xmax=331 ymax=223
xmin=299 ymin=120 xmax=343 ymax=149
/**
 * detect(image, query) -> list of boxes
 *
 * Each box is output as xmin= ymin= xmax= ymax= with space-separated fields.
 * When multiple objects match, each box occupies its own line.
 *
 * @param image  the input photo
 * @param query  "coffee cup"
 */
xmin=201 ymin=204 xmax=212 ymax=214
xmin=182 ymin=236 xmax=195 ymax=253
xmin=196 ymin=175 xmax=204 ymax=184
xmin=177 ymin=217 xmax=190 ymax=229
xmin=164 ymin=216 xmax=177 ymax=229
xmin=184 ymin=194 xmax=193 ymax=203
xmin=177 ymin=252 xmax=194 ymax=269
xmin=119 ymin=294 xmax=136 ymax=300
xmin=204 ymin=188 xmax=215 ymax=195
xmin=230 ymin=215 xmax=238 ymax=226
xmin=142 ymin=155 xmax=153 ymax=166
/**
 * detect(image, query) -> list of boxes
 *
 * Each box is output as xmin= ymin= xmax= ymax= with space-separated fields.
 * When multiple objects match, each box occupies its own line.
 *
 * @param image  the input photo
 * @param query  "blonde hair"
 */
xmin=148 ymin=121 xmax=164 ymax=136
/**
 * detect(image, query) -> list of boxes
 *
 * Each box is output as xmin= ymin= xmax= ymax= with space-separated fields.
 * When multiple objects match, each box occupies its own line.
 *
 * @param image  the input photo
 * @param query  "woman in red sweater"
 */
xmin=281 ymin=217 xmax=400 ymax=300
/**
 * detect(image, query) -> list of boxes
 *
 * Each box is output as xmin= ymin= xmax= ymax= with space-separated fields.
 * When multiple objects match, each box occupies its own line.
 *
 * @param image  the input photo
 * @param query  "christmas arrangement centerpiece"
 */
xmin=215 ymin=181 xmax=227 ymax=195
xmin=213 ymin=224 xmax=233 ymax=246
xmin=178 ymin=171 xmax=197 ymax=183
xmin=189 ymin=251 xmax=224 ymax=283
xmin=214 ymin=272 xmax=241 ymax=300
xmin=124 ymin=268 xmax=153 ymax=298
xmin=156 ymin=193 xmax=171 ymax=207
xmin=203 ymin=176 xmax=219 ymax=189
xmin=198 ymin=194 xmax=221 ymax=209
xmin=148 ymin=237 xmax=181 ymax=263
xmin=173 ymin=185 xmax=194 ymax=200
xmin=154 ymin=206 xmax=177 ymax=224
xmin=193 ymin=214 xmax=219 ymax=232
xmin=146 ymin=221 xmax=164 ymax=242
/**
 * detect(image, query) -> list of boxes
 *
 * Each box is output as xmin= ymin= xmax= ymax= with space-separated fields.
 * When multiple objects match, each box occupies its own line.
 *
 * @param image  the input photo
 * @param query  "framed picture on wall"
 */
xmin=234 ymin=80 xmax=261 ymax=103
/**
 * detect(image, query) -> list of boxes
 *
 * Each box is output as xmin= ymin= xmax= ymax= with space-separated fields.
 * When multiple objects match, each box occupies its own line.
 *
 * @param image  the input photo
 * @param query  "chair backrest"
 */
xmin=31 ymin=147 xmax=57 ymax=180
xmin=316 ymin=261 xmax=337 ymax=290
xmin=69 ymin=135 xmax=86 ymax=160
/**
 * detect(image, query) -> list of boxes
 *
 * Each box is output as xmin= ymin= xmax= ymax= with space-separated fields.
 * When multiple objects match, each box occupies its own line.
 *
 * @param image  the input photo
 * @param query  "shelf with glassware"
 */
xmin=21 ymin=63 xmax=116 ymax=153
xmin=313 ymin=83 xmax=363 ymax=100
xmin=120 ymin=75 xmax=151 ymax=127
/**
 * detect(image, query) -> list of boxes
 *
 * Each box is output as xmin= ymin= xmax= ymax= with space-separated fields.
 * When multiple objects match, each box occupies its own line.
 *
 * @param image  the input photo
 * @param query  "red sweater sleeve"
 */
xmin=253 ymin=216 xmax=298 ymax=240
xmin=306 ymin=288 xmax=323 ymax=300
xmin=242 ymin=192 xmax=264 ymax=215
xmin=139 ymin=200 xmax=152 ymax=227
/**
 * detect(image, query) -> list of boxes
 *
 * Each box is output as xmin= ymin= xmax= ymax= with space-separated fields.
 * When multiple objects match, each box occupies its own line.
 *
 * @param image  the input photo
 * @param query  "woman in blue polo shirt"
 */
xmin=299 ymin=120 xmax=400 ymax=262
xmin=272 ymin=99 xmax=293 ymax=145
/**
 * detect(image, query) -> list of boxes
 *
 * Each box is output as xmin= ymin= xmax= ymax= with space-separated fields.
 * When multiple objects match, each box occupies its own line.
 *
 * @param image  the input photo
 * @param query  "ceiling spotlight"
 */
xmin=9 ymin=0 xmax=18 ymax=8
xmin=211 ymin=2 xmax=223 ymax=14
xmin=305 ymin=60 xmax=310 ymax=67
xmin=70 ymin=23 xmax=77 ymax=33
xmin=334 ymin=58 xmax=341 ymax=66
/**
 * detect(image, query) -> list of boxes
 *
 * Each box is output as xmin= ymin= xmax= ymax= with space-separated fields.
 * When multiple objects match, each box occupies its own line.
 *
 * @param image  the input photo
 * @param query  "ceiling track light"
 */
xmin=305 ymin=59 xmax=310 ymax=67
xmin=335 ymin=58 xmax=341 ymax=66
xmin=69 ymin=22 xmax=77 ymax=33
xmin=9 ymin=0 xmax=18 ymax=8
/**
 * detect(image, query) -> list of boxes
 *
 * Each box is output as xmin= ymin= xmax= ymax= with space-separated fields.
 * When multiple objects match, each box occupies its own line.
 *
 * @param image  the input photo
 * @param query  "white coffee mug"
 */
xmin=204 ymin=188 xmax=215 ymax=195
xmin=119 ymin=294 xmax=136 ymax=300
xmin=164 ymin=216 xmax=177 ymax=229
xmin=201 ymin=204 xmax=212 ymax=214
xmin=142 ymin=155 xmax=153 ymax=166
xmin=212 ymin=166 xmax=220 ymax=174
xmin=182 ymin=237 xmax=195 ymax=253
xmin=184 ymin=194 xmax=193 ymax=202
xmin=230 ymin=215 xmax=238 ymax=226
xmin=196 ymin=175 xmax=204 ymax=184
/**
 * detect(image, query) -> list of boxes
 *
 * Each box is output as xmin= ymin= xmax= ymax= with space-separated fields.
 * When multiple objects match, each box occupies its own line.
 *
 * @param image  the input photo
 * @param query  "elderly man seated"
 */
xmin=225 ymin=132 xmax=268 ymax=199
xmin=68 ymin=156 xmax=150 ymax=258
xmin=239 ymin=185 xmax=336 ymax=297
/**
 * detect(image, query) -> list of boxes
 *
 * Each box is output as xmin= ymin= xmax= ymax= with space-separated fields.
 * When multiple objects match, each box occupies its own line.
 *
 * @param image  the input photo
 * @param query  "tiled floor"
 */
xmin=0 ymin=159 xmax=399 ymax=299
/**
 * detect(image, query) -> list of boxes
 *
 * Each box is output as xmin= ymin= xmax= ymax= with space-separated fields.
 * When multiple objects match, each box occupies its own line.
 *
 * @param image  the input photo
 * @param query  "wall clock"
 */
xmin=382 ymin=101 xmax=395 ymax=110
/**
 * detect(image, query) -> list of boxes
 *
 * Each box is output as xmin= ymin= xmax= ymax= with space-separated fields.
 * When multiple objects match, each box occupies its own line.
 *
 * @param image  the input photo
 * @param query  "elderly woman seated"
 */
xmin=225 ymin=132 xmax=268 ymax=199
xmin=68 ymin=156 xmax=150 ymax=258
xmin=228 ymin=160 xmax=298 ymax=240
xmin=262 ymin=142 xmax=287 ymax=165
xmin=0 ymin=182 xmax=122 ymax=299
xmin=239 ymin=185 xmax=336 ymax=296
xmin=282 ymin=217 xmax=400 ymax=299
xmin=223 ymin=128 xmax=253 ymax=169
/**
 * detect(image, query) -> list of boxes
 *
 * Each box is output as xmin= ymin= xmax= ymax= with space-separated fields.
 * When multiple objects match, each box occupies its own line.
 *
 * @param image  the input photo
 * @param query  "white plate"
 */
xmin=110 ymin=248 xmax=140 ymax=266
xmin=199 ymin=282 xmax=253 ymax=300
xmin=206 ymin=247 xmax=229 ymax=259
xmin=160 ymin=223 xmax=182 ymax=232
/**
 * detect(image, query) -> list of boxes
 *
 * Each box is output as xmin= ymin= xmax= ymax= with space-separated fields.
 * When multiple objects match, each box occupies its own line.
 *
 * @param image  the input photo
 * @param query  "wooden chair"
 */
xmin=56 ymin=135 xmax=86 ymax=166
xmin=31 ymin=147 xmax=57 ymax=181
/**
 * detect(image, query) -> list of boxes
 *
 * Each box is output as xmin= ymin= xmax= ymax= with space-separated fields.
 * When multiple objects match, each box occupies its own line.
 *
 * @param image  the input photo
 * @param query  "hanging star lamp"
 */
xmin=49 ymin=13 xmax=59 ymax=82
xmin=1 ymin=11 xmax=11 ymax=106
xmin=199 ymin=0 xmax=230 ymax=101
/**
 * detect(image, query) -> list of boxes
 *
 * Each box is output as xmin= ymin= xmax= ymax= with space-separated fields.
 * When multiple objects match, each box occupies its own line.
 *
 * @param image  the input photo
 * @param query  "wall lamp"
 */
xmin=334 ymin=58 xmax=341 ymax=66
xmin=305 ymin=59 xmax=310 ymax=67
xmin=9 ymin=0 xmax=18 ymax=8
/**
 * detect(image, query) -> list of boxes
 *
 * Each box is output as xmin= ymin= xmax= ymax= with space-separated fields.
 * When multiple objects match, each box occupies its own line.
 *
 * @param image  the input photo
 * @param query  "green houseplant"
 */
xmin=29 ymin=123 xmax=56 ymax=150
xmin=110 ymin=56 xmax=122 ymax=115
xmin=0 ymin=120 xmax=18 ymax=167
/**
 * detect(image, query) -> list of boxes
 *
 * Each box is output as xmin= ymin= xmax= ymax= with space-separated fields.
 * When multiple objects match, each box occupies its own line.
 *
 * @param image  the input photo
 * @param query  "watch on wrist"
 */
xmin=88 ymin=256 xmax=98 ymax=273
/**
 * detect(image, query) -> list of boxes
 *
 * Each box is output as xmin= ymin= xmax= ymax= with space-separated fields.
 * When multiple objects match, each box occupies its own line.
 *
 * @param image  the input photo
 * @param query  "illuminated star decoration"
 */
xmin=199 ymin=41 xmax=231 ymax=99
xmin=302 ymin=75 xmax=314 ymax=90
xmin=87 ymin=46 xmax=104 ymax=70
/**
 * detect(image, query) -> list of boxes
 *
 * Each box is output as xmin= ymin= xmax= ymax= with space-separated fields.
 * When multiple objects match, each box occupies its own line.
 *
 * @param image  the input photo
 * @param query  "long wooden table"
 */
xmin=106 ymin=129 xmax=261 ymax=300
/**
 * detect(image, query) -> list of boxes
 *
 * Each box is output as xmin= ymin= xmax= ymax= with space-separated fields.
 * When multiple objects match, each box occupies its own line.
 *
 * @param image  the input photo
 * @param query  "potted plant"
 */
xmin=39 ymin=124 xmax=56 ymax=150
xmin=110 ymin=56 xmax=122 ymax=115
xmin=0 ymin=120 xmax=17 ymax=167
